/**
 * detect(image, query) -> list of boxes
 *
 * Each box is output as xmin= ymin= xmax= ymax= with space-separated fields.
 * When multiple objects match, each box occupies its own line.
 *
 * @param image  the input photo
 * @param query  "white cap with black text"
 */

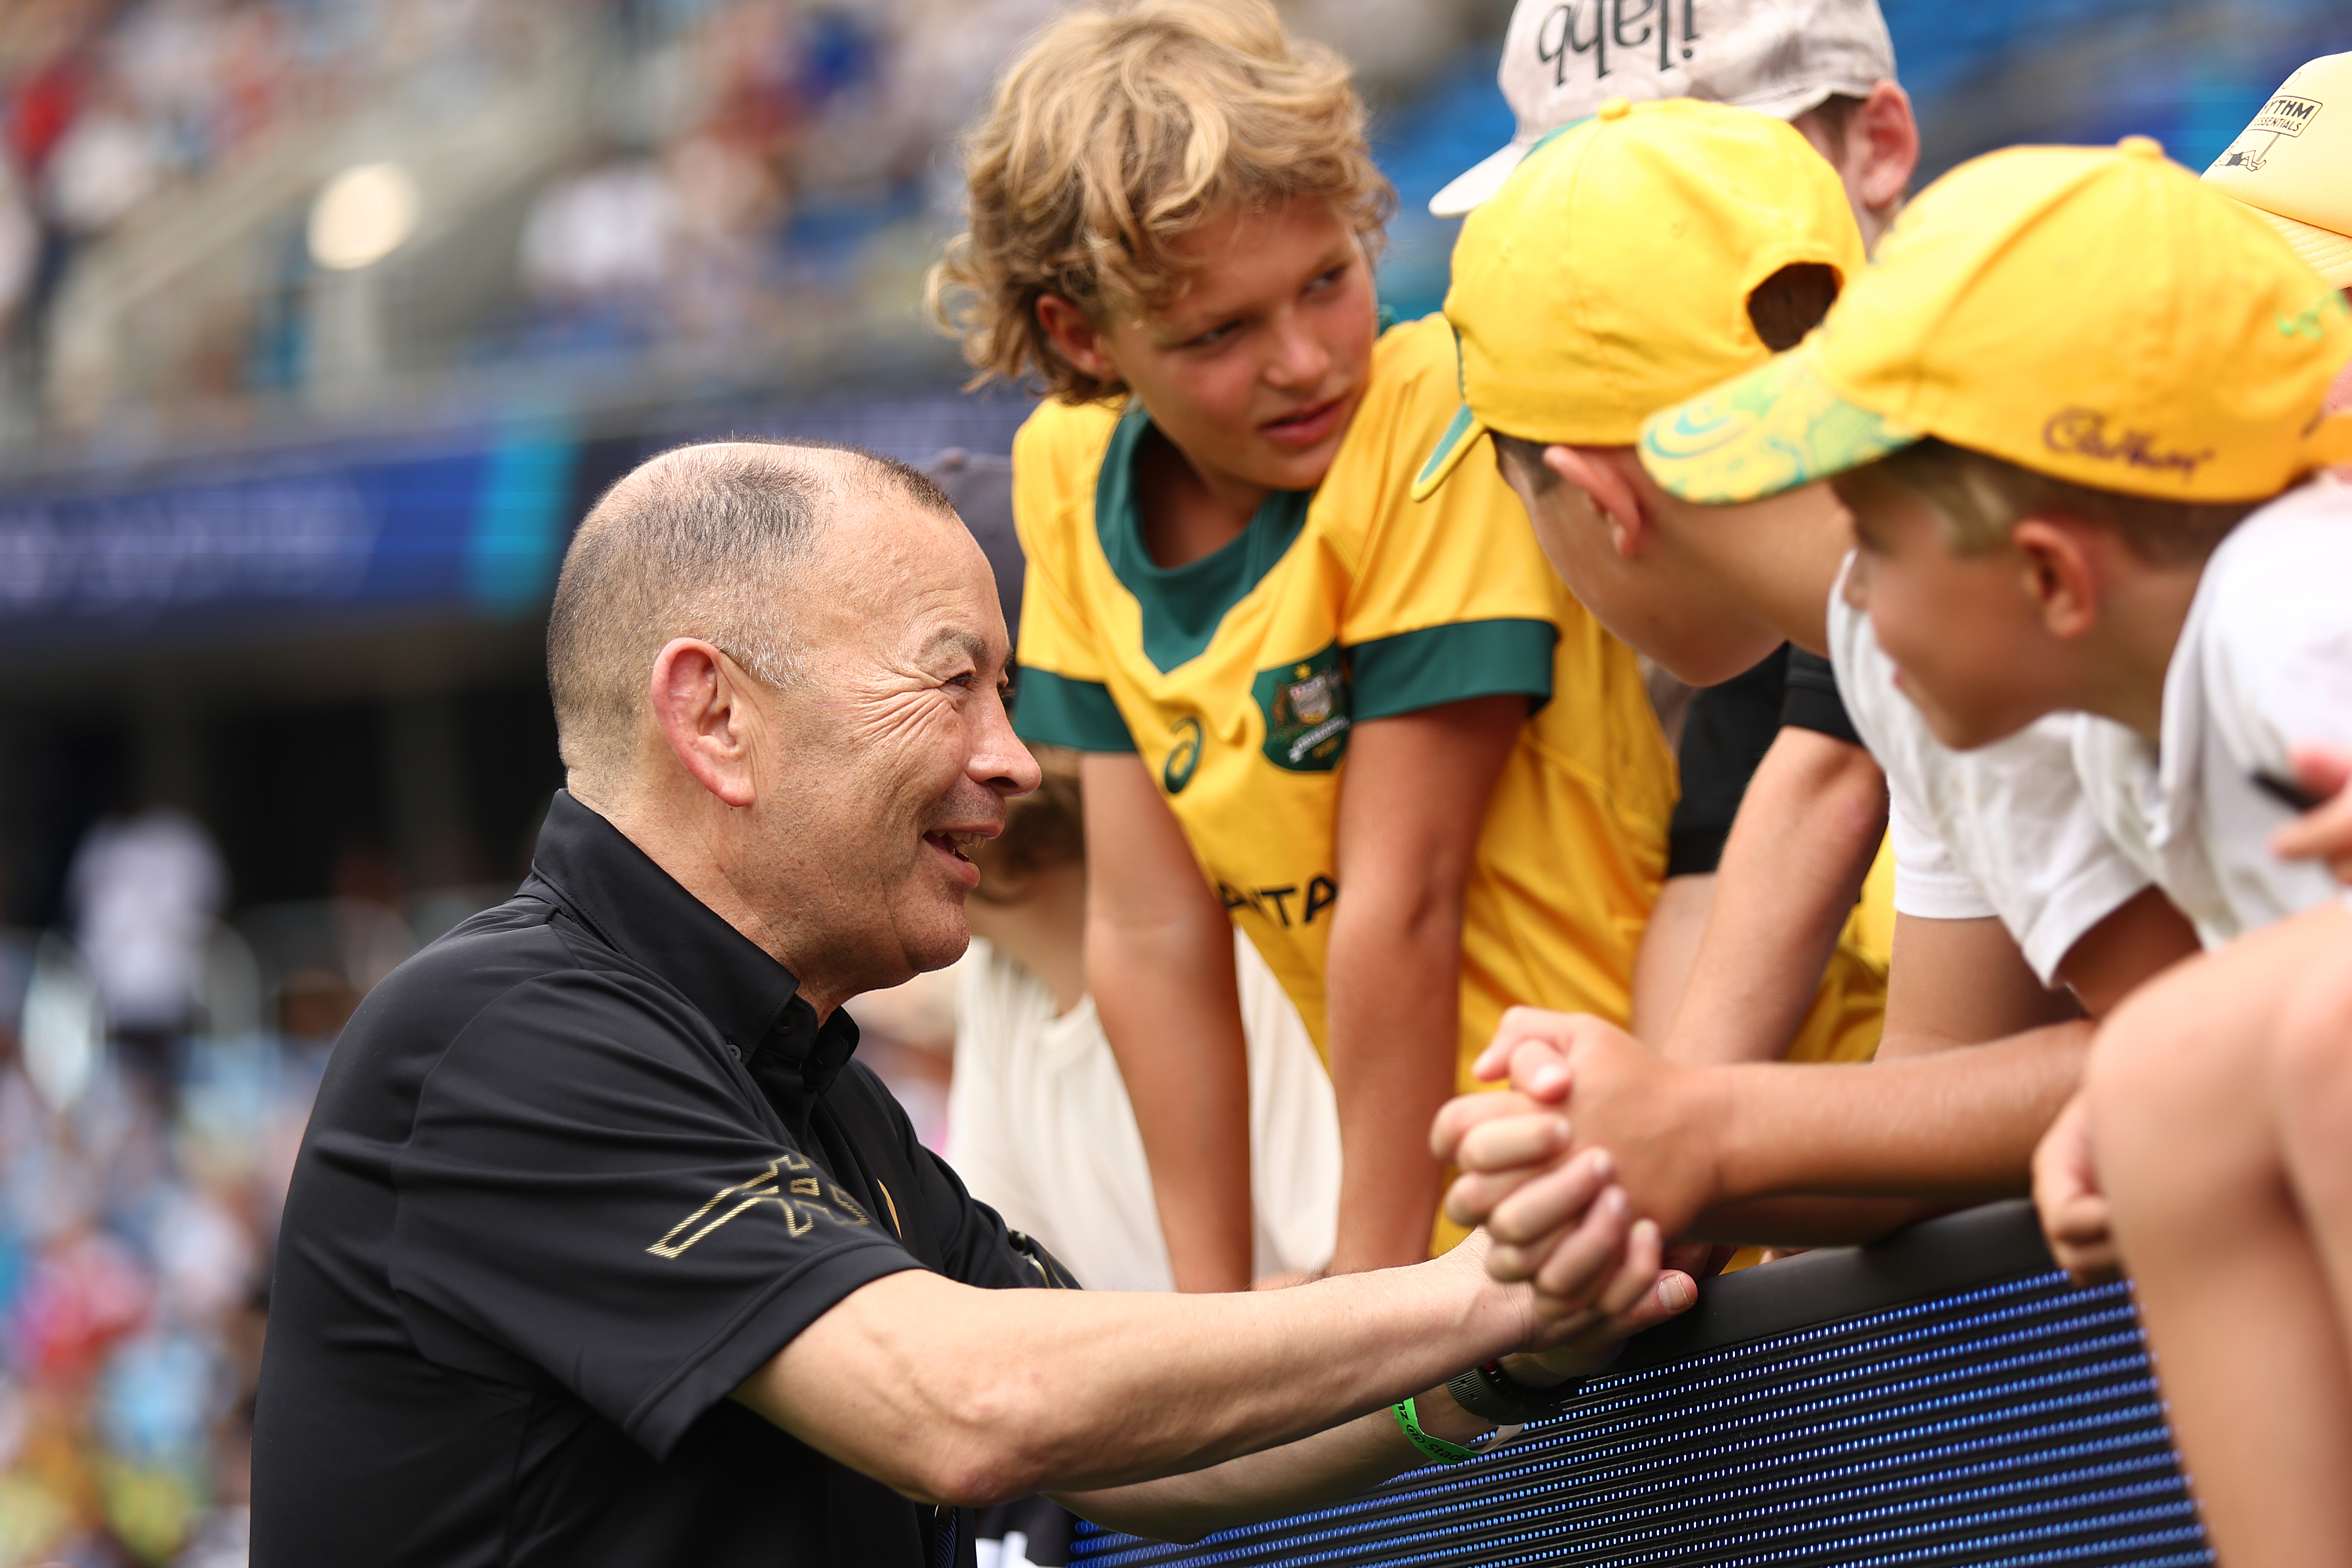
xmin=1430 ymin=0 xmax=1897 ymax=217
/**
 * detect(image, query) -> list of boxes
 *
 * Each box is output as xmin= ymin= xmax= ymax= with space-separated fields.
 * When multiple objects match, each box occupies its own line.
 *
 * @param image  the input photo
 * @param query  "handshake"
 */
xmin=1431 ymin=1008 xmax=1718 ymax=1341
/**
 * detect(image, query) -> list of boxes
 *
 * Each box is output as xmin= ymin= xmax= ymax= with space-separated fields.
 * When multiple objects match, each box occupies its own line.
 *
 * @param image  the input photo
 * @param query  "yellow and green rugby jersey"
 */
xmin=1011 ymin=315 xmax=1676 ymax=1122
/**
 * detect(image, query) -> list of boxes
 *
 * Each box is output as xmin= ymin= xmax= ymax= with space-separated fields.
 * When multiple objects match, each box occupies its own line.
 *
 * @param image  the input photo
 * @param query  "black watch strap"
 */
xmin=1445 ymin=1359 xmax=1583 ymax=1424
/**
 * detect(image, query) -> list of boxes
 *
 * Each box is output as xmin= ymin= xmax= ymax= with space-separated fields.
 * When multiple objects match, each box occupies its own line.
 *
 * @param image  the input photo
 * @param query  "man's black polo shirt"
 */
xmin=254 ymin=791 xmax=1071 ymax=1568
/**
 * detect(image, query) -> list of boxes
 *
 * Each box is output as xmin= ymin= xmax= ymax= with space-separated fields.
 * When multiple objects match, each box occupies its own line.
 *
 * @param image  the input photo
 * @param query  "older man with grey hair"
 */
xmin=250 ymin=439 xmax=1688 ymax=1568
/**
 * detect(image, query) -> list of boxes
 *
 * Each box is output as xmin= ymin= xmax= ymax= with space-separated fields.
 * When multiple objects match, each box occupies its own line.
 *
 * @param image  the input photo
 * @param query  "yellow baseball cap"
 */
xmin=2205 ymin=52 xmax=2352 ymax=287
xmin=1411 ymin=96 xmax=1866 ymax=502
xmin=1641 ymin=136 xmax=2352 ymax=507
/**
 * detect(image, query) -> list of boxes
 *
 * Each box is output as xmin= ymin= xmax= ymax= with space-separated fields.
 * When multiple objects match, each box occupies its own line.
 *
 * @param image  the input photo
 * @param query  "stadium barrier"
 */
xmin=1071 ymin=1200 xmax=2210 ymax=1568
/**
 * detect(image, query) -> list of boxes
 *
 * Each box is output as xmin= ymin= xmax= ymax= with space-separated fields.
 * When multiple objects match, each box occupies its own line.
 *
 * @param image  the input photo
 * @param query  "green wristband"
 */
xmin=1391 ymin=1396 xmax=1481 ymax=1466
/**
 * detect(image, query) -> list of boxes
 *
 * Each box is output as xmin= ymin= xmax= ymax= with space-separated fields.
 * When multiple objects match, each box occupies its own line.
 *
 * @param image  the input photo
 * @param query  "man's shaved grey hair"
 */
xmin=547 ymin=438 xmax=956 ymax=791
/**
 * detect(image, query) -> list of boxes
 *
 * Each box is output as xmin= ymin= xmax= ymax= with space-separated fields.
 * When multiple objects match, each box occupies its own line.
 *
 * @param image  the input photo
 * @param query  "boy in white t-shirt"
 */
xmin=1619 ymin=131 xmax=2352 ymax=1567
xmin=2052 ymin=65 xmax=2352 ymax=1567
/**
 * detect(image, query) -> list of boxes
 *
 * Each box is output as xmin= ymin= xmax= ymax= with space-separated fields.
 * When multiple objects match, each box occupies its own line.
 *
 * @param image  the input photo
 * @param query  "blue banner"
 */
xmin=0 ymin=427 xmax=578 ymax=643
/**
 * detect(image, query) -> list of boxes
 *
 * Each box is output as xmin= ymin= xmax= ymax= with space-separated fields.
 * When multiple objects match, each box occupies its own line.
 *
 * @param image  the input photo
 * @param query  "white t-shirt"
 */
xmin=2070 ymin=478 xmax=2352 ymax=945
xmin=1829 ymin=560 xmax=2153 ymax=983
xmin=945 ymin=930 xmax=1339 ymax=1292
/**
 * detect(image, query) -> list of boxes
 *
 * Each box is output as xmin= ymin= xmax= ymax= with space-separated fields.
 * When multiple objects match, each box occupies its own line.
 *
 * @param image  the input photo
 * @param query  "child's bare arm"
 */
xmin=1658 ymin=728 xmax=1889 ymax=1063
xmin=1083 ymin=753 xmax=1256 ymax=1294
xmin=1325 ymin=695 xmax=1524 ymax=1274
xmin=1436 ymin=891 xmax=2199 ymax=1275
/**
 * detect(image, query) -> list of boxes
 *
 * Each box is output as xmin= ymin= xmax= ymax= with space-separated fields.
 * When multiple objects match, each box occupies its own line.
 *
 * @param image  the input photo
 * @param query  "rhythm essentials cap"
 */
xmin=1428 ymin=0 xmax=1895 ymax=217
xmin=1639 ymin=136 xmax=2352 ymax=508
xmin=1412 ymin=96 xmax=1864 ymax=501
xmin=2204 ymin=52 xmax=2352 ymax=287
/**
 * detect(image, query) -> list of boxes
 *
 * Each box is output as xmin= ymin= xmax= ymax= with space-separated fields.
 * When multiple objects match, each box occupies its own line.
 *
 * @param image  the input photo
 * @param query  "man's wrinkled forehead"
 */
xmin=816 ymin=501 xmax=1007 ymax=660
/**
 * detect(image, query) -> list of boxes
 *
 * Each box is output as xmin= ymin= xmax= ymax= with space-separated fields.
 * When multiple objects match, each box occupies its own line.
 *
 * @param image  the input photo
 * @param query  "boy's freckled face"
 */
xmin=1103 ymin=196 xmax=1377 ymax=497
xmin=1836 ymin=477 xmax=2065 ymax=751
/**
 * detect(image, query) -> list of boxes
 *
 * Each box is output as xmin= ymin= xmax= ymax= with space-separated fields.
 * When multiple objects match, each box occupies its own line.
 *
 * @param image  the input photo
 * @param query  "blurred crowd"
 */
xmin=509 ymin=0 xmax=1066 ymax=357
xmin=0 ymin=799 xmax=962 ymax=1568
xmin=0 ymin=0 xmax=1077 ymax=425
xmin=0 ymin=0 xmax=1490 ymax=434
xmin=0 ymin=0 xmax=553 ymax=381
xmin=0 ymin=806 xmax=413 ymax=1568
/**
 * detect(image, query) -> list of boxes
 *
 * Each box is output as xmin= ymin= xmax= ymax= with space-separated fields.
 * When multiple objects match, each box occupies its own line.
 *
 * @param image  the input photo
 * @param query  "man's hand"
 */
xmin=2033 ymin=1089 xmax=2120 ymax=1286
xmin=1508 ymin=1217 xmax=1696 ymax=1375
xmin=2274 ymin=745 xmax=2352 ymax=886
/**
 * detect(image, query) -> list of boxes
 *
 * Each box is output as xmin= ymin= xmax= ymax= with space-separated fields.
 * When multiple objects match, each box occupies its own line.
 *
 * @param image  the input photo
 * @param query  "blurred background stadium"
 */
xmin=0 ymin=0 xmax=2342 ymax=1563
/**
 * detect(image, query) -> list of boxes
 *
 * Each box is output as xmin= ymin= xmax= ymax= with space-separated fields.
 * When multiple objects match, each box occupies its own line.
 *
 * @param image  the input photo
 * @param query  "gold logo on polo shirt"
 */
xmin=647 ymin=1153 xmax=871 ymax=1259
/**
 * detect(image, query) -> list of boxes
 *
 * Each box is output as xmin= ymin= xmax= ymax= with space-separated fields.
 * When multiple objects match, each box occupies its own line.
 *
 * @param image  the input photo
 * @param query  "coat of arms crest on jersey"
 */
xmin=1252 ymin=643 xmax=1352 ymax=772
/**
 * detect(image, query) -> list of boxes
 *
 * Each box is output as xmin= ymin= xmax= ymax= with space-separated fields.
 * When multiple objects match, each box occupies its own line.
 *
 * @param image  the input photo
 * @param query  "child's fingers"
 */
xmin=2274 ymin=744 xmax=2352 ymax=881
xmin=2046 ymin=1199 xmax=2123 ymax=1287
xmin=1453 ymin=1110 xmax=1573 ymax=1173
xmin=1429 ymin=1089 xmax=1551 ymax=1162
xmin=1488 ymin=1154 xmax=1620 ymax=1247
xmin=1467 ymin=1011 xmax=1599 ymax=1100
xmin=2290 ymin=744 xmax=2352 ymax=797
xmin=1443 ymin=1163 xmax=1548 ymax=1230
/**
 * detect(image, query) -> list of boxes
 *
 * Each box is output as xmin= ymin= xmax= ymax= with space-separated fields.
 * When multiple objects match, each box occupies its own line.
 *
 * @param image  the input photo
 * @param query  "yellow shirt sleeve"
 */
xmin=1009 ymin=400 xmax=1136 ymax=752
xmin=1330 ymin=316 xmax=1568 ymax=720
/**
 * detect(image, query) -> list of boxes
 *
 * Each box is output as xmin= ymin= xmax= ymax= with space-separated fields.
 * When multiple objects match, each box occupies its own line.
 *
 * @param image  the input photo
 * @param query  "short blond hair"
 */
xmin=1842 ymin=438 xmax=2258 ymax=567
xmin=928 ymin=0 xmax=1393 ymax=404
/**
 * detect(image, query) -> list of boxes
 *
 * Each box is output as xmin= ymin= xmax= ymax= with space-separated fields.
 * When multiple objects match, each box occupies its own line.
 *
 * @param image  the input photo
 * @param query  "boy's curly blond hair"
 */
xmin=928 ymin=0 xmax=1394 ymax=405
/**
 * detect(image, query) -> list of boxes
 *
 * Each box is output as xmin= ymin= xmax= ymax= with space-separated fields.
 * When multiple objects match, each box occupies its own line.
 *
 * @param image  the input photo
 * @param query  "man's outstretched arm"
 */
xmin=735 ymin=1219 xmax=1694 ymax=1540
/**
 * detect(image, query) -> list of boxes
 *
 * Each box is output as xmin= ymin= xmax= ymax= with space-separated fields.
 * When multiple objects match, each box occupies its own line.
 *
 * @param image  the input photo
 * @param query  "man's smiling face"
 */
xmin=751 ymin=487 xmax=1039 ymax=996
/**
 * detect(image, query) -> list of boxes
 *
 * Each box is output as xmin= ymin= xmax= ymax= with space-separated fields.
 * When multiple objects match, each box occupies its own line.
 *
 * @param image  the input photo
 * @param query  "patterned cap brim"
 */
xmin=1639 ymin=348 xmax=1924 ymax=505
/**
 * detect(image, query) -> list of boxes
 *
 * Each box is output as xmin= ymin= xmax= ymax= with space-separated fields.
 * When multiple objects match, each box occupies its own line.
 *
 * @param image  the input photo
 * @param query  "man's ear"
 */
xmin=1034 ymin=294 xmax=1119 ymax=385
xmin=2009 ymin=517 xmax=2103 ymax=641
xmin=1848 ymin=81 xmax=1920 ymax=221
xmin=649 ymin=638 xmax=761 ymax=809
xmin=1545 ymin=445 xmax=1651 ymax=557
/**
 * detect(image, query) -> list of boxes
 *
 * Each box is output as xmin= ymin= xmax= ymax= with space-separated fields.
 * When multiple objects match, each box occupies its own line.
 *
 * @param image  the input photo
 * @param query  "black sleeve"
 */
xmin=890 ymin=1093 xmax=1084 ymax=1291
xmin=385 ymin=972 xmax=923 ymax=1462
xmin=1667 ymin=648 xmax=1789 ymax=877
xmin=817 ymin=1057 xmax=1084 ymax=1294
xmin=1780 ymin=647 xmax=1865 ymax=747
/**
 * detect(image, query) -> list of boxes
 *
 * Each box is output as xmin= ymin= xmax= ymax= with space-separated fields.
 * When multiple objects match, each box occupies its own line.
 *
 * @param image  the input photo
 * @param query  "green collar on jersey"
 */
xmin=1097 ymin=403 xmax=1315 ymax=674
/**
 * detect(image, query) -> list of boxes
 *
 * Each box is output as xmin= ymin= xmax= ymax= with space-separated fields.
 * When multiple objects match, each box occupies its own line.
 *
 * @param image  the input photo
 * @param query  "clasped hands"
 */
xmin=1432 ymin=1007 xmax=1717 ymax=1342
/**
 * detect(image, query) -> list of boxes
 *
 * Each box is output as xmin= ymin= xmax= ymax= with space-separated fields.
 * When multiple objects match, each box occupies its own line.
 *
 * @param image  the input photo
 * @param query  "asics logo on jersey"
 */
xmin=1164 ymin=715 xmax=1205 ymax=794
